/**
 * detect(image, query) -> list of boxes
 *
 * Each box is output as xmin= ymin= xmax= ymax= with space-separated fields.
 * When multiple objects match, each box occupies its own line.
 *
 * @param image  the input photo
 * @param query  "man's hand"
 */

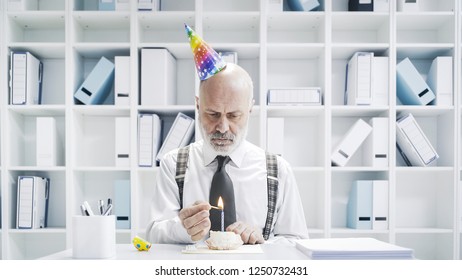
xmin=227 ymin=221 xmax=265 ymax=245
xmin=179 ymin=201 xmax=211 ymax=241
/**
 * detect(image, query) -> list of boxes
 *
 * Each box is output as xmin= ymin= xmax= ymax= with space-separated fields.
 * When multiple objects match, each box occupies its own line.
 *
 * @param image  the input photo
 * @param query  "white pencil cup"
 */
xmin=72 ymin=215 xmax=116 ymax=259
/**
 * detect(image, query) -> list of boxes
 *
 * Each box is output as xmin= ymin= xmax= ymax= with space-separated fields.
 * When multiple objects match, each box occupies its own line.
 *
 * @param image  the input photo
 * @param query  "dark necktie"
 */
xmin=209 ymin=156 xmax=236 ymax=231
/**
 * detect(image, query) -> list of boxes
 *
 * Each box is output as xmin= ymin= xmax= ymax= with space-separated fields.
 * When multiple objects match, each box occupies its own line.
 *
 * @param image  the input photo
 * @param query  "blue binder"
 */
xmin=396 ymin=57 xmax=435 ymax=105
xmin=74 ymin=56 xmax=115 ymax=105
xmin=347 ymin=180 xmax=373 ymax=229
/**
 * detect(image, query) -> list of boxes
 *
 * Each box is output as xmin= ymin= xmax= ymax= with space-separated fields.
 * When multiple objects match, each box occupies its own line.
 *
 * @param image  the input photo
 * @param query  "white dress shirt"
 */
xmin=146 ymin=139 xmax=309 ymax=244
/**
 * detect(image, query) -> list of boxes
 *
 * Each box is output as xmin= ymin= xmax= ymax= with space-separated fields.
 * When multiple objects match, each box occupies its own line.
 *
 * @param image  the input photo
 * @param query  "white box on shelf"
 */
xmin=114 ymin=56 xmax=130 ymax=106
xmin=267 ymin=118 xmax=284 ymax=156
xmin=363 ymin=117 xmax=388 ymax=167
xmin=345 ymin=52 xmax=373 ymax=105
xmin=396 ymin=113 xmax=439 ymax=166
xmin=267 ymin=88 xmax=322 ymax=106
xmin=115 ymin=0 xmax=130 ymax=10
xmin=115 ymin=117 xmax=130 ymax=167
xmin=372 ymin=56 xmax=389 ymax=106
xmin=140 ymin=48 xmax=176 ymax=106
xmin=347 ymin=180 xmax=373 ymax=229
xmin=36 ymin=117 xmax=60 ymax=166
xmin=7 ymin=0 xmax=38 ymax=11
xmin=426 ymin=56 xmax=453 ymax=106
xmin=396 ymin=57 xmax=435 ymax=105
xmin=114 ymin=180 xmax=130 ymax=229
xmin=397 ymin=0 xmax=419 ymax=12
xmin=331 ymin=118 xmax=372 ymax=167
xmin=372 ymin=180 xmax=389 ymax=230
xmin=373 ymin=0 xmax=389 ymax=12
xmin=268 ymin=0 xmax=283 ymax=12
xmin=138 ymin=0 xmax=159 ymax=11
xmin=10 ymin=51 xmax=43 ymax=105
xmin=17 ymin=176 xmax=50 ymax=229
xmin=138 ymin=113 xmax=161 ymax=167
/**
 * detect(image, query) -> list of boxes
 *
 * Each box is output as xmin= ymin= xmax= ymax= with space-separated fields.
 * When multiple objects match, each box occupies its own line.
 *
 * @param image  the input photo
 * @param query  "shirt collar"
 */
xmin=201 ymin=139 xmax=248 ymax=168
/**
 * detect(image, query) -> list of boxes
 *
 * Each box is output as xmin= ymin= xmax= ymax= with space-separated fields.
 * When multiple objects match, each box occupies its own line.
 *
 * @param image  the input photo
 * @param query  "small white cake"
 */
xmin=206 ymin=231 xmax=244 ymax=250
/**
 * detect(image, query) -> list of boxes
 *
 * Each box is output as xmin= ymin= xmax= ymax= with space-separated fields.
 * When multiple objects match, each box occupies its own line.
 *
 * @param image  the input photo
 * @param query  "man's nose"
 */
xmin=216 ymin=117 xmax=229 ymax=133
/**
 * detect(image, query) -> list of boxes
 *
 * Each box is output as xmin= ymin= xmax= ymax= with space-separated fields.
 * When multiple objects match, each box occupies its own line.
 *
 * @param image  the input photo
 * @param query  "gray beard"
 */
xmin=199 ymin=119 xmax=248 ymax=156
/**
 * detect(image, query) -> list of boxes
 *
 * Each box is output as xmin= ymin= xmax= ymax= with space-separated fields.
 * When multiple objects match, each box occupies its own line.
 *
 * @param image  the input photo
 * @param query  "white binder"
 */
xmin=372 ymin=180 xmax=389 ymax=230
xmin=372 ymin=56 xmax=389 ymax=106
xmin=115 ymin=117 xmax=130 ymax=167
xmin=17 ymin=176 xmax=50 ymax=229
xmin=10 ymin=51 xmax=43 ymax=105
xmin=115 ymin=0 xmax=130 ymax=10
xmin=114 ymin=180 xmax=130 ymax=229
xmin=156 ymin=113 xmax=194 ymax=162
xmin=396 ymin=113 xmax=439 ymax=166
xmin=267 ymin=88 xmax=322 ymax=106
xmin=396 ymin=57 xmax=435 ymax=105
xmin=426 ymin=56 xmax=453 ymax=106
xmin=397 ymin=0 xmax=419 ymax=12
xmin=345 ymin=52 xmax=373 ymax=105
xmin=36 ymin=117 xmax=60 ymax=166
xmin=347 ymin=180 xmax=373 ymax=229
xmin=138 ymin=0 xmax=159 ymax=10
xmin=363 ymin=117 xmax=388 ymax=167
xmin=373 ymin=0 xmax=389 ymax=12
xmin=267 ymin=118 xmax=284 ymax=156
xmin=114 ymin=56 xmax=130 ymax=106
xmin=138 ymin=113 xmax=161 ymax=167
xmin=331 ymin=118 xmax=372 ymax=167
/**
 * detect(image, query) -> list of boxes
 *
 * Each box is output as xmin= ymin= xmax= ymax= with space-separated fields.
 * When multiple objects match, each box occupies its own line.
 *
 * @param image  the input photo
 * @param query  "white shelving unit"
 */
xmin=0 ymin=0 xmax=461 ymax=260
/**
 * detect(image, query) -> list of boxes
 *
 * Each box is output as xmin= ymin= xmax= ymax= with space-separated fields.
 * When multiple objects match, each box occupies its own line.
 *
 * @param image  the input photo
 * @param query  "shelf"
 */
xmin=267 ymin=12 xmax=325 ymax=44
xmin=7 ymin=11 xmax=65 ymax=43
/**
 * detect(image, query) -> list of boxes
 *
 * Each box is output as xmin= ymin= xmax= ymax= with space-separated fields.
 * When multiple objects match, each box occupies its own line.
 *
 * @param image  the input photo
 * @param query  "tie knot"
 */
xmin=216 ymin=156 xmax=230 ymax=170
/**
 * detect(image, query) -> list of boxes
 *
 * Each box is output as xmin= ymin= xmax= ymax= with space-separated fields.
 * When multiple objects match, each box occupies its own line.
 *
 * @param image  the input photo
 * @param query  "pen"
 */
xmin=98 ymin=200 xmax=105 ymax=215
xmin=83 ymin=201 xmax=94 ymax=216
xmin=107 ymin=198 xmax=113 ymax=215
xmin=80 ymin=204 xmax=88 ymax=216
xmin=103 ymin=204 xmax=113 ymax=216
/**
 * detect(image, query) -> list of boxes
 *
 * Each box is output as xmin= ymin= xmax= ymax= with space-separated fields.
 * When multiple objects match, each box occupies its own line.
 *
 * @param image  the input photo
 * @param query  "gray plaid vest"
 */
xmin=174 ymin=145 xmax=279 ymax=240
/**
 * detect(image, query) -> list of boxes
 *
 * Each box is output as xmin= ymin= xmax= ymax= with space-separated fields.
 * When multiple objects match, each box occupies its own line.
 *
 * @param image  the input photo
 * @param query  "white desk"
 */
xmin=40 ymin=244 xmax=308 ymax=260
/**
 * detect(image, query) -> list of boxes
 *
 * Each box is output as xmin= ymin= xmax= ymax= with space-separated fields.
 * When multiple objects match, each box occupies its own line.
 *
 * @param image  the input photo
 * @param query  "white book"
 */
xmin=140 ymin=48 xmax=176 ymax=106
xmin=10 ymin=51 xmax=43 ymax=105
xmin=372 ymin=56 xmax=389 ymax=106
xmin=267 ymin=118 xmax=284 ymax=156
xmin=331 ymin=119 xmax=372 ymax=167
xmin=267 ymin=88 xmax=322 ymax=106
xmin=17 ymin=176 xmax=49 ymax=229
xmin=372 ymin=180 xmax=389 ymax=230
xmin=427 ymin=56 xmax=453 ymax=106
xmin=138 ymin=113 xmax=161 ymax=167
xmin=363 ymin=117 xmax=388 ymax=167
xmin=36 ymin=117 xmax=60 ymax=166
xmin=396 ymin=113 xmax=439 ymax=166
xmin=295 ymin=238 xmax=413 ymax=260
xmin=115 ymin=117 xmax=130 ymax=167
xmin=114 ymin=56 xmax=130 ymax=106
xmin=138 ymin=0 xmax=159 ymax=10
xmin=7 ymin=0 xmax=38 ymax=11
xmin=156 ymin=113 xmax=194 ymax=162
xmin=115 ymin=0 xmax=130 ymax=10
xmin=397 ymin=0 xmax=419 ymax=12
xmin=345 ymin=52 xmax=373 ymax=105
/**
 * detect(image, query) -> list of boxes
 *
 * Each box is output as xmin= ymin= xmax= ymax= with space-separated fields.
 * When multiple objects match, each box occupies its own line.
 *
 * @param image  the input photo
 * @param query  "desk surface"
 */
xmin=40 ymin=243 xmax=308 ymax=260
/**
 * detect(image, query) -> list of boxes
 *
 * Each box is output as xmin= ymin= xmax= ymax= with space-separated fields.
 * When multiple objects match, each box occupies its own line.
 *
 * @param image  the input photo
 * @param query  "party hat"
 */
xmin=185 ymin=24 xmax=227 ymax=81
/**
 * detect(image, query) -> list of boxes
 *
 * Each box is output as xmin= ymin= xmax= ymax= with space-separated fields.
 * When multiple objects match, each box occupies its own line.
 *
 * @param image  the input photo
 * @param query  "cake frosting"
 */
xmin=206 ymin=231 xmax=244 ymax=250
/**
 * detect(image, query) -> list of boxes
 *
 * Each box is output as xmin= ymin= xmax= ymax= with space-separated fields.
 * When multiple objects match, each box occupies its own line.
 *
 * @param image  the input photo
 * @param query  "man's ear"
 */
xmin=195 ymin=96 xmax=200 ymax=111
xmin=249 ymin=99 xmax=255 ymax=113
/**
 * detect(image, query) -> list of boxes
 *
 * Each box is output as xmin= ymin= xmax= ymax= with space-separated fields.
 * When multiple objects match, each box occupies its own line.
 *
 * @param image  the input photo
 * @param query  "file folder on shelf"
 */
xmin=10 ymin=51 xmax=43 ymax=105
xmin=397 ymin=0 xmax=419 ymax=12
xmin=347 ymin=180 xmax=373 ymax=229
xmin=267 ymin=88 xmax=322 ymax=106
xmin=373 ymin=0 xmax=389 ymax=12
xmin=372 ymin=180 xmax=389 ymax=230
xmin=115 ymin=0 xmax=130 ymax=10
xmin=7 ymin=0 xmax=38 ymax=11
xmin=138 ymin=113 xmax=161 ymax=167
xmin=114 ymin=180 xmax=130 ymax=229
xmin=115 ymin=117 xmax=130 ymax=167
xmin=396 ymin=113 xmax=439 ymax=166
xmin=74 ymin=56 xmax=115 ymax=105
xmin=140 ymin=48 xmax=176 ymax=106
xmin=331 ymin=118 xmax=372 ymax=167
xmin=287 ymin=0 xmax=320 ymax=11
xmin=426 ymin=56 xmax=453 ymax=106
xmin=99 ymin=0 xmax=115 ymax=10
xmin=396 ymin=57 xmax=435 ymax=105
xmin=363 ymin=117 xmax=388 ymax=167
xmin=16 ymin=176 xmax=50 ymax=229
xmin=372 ymin=56 xmax=389 ymax=105
xmin=268 ymin=0 xmax=283 ymax=12
xmin=345 ymin=52 xmax=373 ymax=105
xmin=267 ymin=118 xmax=284 ymax=156
xmin=348 ymin=0 xmax=373 ymax=11
xmin=36 ymin=117 xmax=61 ymax=166
xmin=138 ymin=0 xmax=159 ymax=11
xmin=114 ymin=56 xmax=130 ymax=106
xmin=156 ymin=113 xmax=194 ymax=162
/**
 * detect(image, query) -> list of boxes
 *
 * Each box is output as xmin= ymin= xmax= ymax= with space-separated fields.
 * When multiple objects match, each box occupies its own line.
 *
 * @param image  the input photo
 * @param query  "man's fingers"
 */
xmin=182 ymin=209 xmax=209 ymax=229
xmin=179 ymin=202 xmax=211 ymax=223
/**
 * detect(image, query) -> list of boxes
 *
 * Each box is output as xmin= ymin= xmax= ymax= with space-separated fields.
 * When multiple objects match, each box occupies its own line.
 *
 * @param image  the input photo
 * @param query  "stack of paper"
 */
xmin=295 ymin=238 xmax=414 ymax=260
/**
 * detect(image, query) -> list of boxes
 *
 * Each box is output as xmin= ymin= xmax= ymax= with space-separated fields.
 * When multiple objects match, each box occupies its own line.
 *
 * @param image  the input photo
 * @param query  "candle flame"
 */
xmin=218 ymin=197 xmax=224 ymax=210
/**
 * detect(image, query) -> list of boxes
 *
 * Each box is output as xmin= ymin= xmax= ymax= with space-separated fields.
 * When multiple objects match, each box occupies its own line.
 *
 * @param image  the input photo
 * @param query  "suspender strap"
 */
xmin=263 ymin=152 xmax=279 ymax=240
xmin=175 ymin=145 xmax=190 ymax=209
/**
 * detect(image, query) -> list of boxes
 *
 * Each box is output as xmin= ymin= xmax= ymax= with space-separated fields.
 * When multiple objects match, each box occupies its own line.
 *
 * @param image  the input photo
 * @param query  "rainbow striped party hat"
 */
xmin=185 ymin=24 xmax=226 ymax=81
